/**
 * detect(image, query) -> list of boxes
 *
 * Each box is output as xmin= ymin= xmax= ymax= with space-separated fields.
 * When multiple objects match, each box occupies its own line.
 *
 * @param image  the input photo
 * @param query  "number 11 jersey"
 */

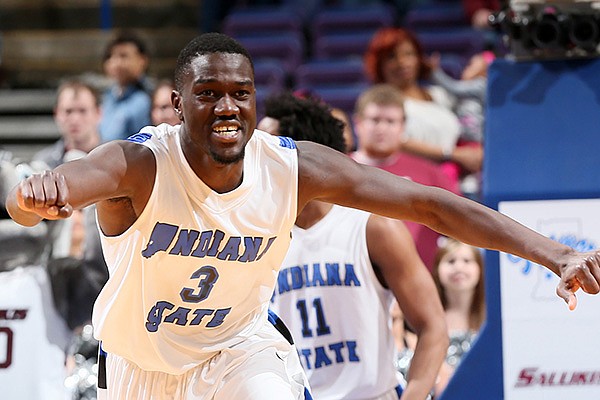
xmin=270 ymin=205 xmax=400 ymax=400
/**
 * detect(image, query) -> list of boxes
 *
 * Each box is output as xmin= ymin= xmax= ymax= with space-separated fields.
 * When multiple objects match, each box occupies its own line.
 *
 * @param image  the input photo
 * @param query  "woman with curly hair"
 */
xmin=364 ymin=28 xmax=482 ymax=187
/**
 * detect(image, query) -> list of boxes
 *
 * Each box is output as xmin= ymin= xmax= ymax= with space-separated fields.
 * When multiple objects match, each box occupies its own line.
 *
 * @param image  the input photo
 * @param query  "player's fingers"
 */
xmin=55 ymin=173 xmax=69 ymax=207
xmin=41 ymin=170 xmax=60 ymax=207
xmin=585 ymin=253 xmax=600 ymax=288
xmin=17 ymin=180 xmax=35 ymax=210
xmin=57 ymin=203 xmax=73 ymax=219
xmin=579 ymin=255 xmax=600 ymax=294
xmin=568 ymin=294 xmax=577 ymax=311
xmin=556 ymin=278 xmax=579 ymax=310
xmin=23 ymin=174 xmax=47 ymax=209
xmin=30 ymin=173 xmax=48 ymax=209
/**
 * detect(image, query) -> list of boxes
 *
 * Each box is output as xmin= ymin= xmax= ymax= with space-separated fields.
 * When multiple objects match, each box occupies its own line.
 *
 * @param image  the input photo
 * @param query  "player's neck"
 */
xmin=295 ymin=201 xmax=333 ymax=229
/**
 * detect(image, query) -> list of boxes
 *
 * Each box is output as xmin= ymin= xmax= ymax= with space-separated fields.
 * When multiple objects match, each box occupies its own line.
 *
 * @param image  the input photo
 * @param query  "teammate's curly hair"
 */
xmin=263 ymin=92 xmax=346 ymax=153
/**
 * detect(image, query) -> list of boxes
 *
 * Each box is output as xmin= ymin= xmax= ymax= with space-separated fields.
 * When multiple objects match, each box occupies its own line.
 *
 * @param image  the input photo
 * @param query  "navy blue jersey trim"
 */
xmin=304 ymin=387 xmax=314 ymax=400
xmin=395 ymin=384 xmax=403 ymax=398
xmin=97 ymin=341 xmax=107 ymax=389
xmin=267 ymin=309 xmax=294 ymax=345
xmin=278 ymin=136 xmax=297 ymax=149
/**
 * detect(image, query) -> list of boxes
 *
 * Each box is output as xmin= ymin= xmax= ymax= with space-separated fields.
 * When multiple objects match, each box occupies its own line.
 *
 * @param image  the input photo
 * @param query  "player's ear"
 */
xmin=172 ymin=91 xmax=184 ymax=122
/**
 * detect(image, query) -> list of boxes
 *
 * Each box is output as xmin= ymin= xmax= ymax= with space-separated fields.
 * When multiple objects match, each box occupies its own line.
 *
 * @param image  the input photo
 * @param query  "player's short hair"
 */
xmin=174 ymin=33 xmax=254 ymax=92
xmin=263 ymin=92 xmax=346 ymax=153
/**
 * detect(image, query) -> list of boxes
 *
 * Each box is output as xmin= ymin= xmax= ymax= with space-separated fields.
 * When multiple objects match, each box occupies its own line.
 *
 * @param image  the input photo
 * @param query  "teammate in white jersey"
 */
xmin=258 ymin=93 xmax=448 ymax=400
xmin=262 ymin=92 xmax=446 ymax=400
xmin=5 ymin=33 xmax=600 ymax=399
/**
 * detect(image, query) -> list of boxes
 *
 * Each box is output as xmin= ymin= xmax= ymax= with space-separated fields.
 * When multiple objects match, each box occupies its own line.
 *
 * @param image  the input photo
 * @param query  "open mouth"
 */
xmin=213 ymin=125 xmax=240 ymax=141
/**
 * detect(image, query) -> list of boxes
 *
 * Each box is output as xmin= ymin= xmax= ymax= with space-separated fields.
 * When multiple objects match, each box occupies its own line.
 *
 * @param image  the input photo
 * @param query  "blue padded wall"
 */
xmin=439 ymin=57 xmax=600 ymax=399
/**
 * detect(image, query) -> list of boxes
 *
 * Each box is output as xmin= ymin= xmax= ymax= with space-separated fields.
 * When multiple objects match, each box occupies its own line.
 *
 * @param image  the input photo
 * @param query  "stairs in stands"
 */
xmin=0 ymin=89 xmax=57 ymax=162
xmin=0 ymin=0 xmax=200 ymax=162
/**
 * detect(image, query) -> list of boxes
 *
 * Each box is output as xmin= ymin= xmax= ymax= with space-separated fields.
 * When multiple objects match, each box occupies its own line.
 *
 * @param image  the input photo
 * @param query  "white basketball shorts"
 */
xmin=97 ymin=312 xmax=312 ymax=400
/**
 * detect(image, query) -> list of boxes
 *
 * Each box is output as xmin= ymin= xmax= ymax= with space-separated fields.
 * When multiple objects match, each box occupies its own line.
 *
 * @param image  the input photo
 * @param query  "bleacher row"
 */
xmin=0 ymin=27 xmax=198 ymax=162
xmin=0 ymin=0 xmax=489 ymax=161
xmin=223 ymin=2 xmax=488 ymax=116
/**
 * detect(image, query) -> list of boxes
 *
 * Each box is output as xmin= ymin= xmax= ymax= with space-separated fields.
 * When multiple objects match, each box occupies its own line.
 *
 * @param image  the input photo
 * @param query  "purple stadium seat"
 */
xmin=255 ymin=85 xmax=271 ymax=121
xmin=235 ymin=33 xmax=304 ymax=77
xmin=313 ymin=31 xmax=375 ymax=60
xmin=254 ymin=60 xmax=287 ymax=120
xmin=254 ymin=60 xmax=287 ymax=91
xmin=439 ymin=53 xmax=468 ymax=79
xmin=308 ymin=84 xmax=369 ymax=116
xmin=294 ymin=58 xmax=368 ymax=89
xmin=417 ymin=28 xmax=485 ymax=59
xmin=405 ymin=4 xmax=469 ymax=31
xmin=222 ymin=7 xmax=303 ymax=38
xmin=312 ymin=5 xmax=395 ymax=39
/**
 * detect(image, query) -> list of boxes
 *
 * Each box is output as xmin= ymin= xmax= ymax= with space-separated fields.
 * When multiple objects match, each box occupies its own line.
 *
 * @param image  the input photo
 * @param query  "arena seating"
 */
xmin=294 ymin=58 xmax=367 ymax=90
xmin=417 ymin=28 xmax=486 ymax=61
xmin=311 ymin=4 xmax=395 ymax=38
xmin=254 ymin=60 xmax=288 ymax=119
xmin=0 ymin=0 xmax=489 ymax=161
xmin=236 ymin=33 xmax=305 ymax=78
xmin=222 ymin=7 xmax=303 ymax=38
xmin=0 ymin=89 xmax=57 ymax=163
xmin=404 ymin=2 xmax=469 ymax=31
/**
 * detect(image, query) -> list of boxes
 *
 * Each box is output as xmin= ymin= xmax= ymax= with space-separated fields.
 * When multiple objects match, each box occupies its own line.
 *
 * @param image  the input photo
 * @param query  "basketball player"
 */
xmin=261 ymin=92 xmax=446 ymax=399
xmin=5 ymin=33 xmax=600 ymax=399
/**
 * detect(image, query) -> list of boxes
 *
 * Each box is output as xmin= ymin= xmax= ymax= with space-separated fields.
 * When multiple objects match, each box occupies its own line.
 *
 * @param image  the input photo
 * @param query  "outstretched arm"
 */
xmin=367 ymin=215 xmax=447 ymax=400
xmin=6 ymin=140 xmax=154 ymax=234
xmin=297 ymin=141 xmax=600 ymax=309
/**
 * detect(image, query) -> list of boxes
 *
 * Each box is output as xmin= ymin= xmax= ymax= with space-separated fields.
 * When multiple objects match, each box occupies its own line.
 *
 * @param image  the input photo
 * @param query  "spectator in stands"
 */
xmin=391 ymin=300 xmax=417 ymax=386
xmin=33 ymin=79 xmax=102 ymax=170
xmin=32 ymin=77 xmax=108 ymax=320
xmin=462 ymin=0 xmax=502 ymax=50
xmin=463 ymin=0 xmax=500 ymax=30
xmin=33 ymin=79 xmax=102 ymax=259
xmin=432 ymin=237 xmax=486 ymax=394
xmin=31 ymin=78 xmax=109 ymax=398
xmin=351 ymin=84 xmax=459 ymax=270
xmin=364 ymin=27 xmax=464 ymax=186
xmin=151 ymin=79 xmax=180 ymax=126
xmin=429 ymin=50 xmax=494 ymax=199
xmin=100 ymin=30 xmax=153 ymax=142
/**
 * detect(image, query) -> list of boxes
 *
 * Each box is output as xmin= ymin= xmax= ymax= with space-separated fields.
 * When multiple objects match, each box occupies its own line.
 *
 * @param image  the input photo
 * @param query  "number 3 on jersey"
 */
xmin=297 ymin=298 xmax=331 ymax=337
xmin=180 ymin=266 xmax=219 ymax=303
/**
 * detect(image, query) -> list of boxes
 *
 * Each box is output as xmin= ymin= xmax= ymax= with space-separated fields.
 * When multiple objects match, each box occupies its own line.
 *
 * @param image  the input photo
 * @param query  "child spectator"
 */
xmin=432 ymin=237 xmax=486 ymax=394
xmin=430 ymin=51 xmax=495 ymax=199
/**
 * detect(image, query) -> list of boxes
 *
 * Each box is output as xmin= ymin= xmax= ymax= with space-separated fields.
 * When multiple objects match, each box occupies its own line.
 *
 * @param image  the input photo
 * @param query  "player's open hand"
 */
xmin=556 ymin=251 xmax=600 ymax=310
xmin=16 ymin=170 xmax=73 ymax=220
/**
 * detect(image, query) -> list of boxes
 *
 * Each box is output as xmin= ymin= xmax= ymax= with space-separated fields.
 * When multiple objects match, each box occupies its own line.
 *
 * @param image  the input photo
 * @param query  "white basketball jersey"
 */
xmin=0 ymin=266 xmax=71 ymax=400
xmin=92 ymin=126 xmax=298 ymax=374
xmin=270 ymin=206 xmax=400 ymax=399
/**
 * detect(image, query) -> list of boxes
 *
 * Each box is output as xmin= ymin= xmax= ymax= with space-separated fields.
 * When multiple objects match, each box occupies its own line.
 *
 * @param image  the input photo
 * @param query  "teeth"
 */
xmin=213 ymin=126 xmax=239 ymax=138
xmin=214 ymin=126 xmax=238 ymax=132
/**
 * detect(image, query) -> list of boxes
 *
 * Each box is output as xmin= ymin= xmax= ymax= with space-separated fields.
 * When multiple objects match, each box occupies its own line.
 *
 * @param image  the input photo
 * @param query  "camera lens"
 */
xmin=569 ymin=15 xmax=599 ymax=50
